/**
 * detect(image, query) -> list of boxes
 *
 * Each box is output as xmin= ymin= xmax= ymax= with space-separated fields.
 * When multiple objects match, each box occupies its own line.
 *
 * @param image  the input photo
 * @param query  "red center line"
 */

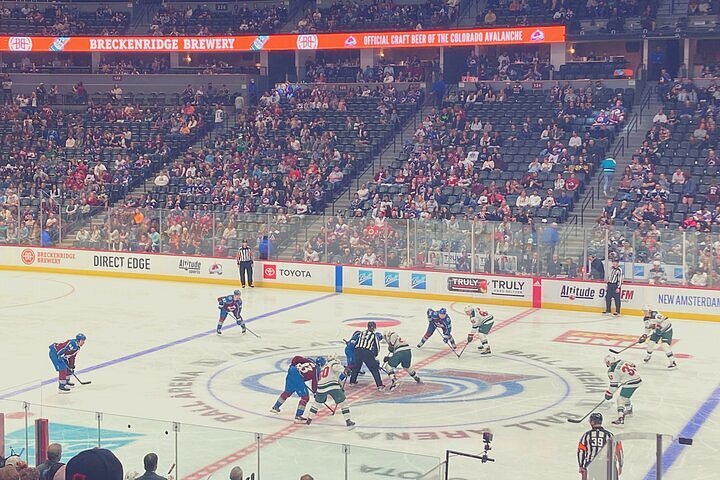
xmin=182 ymin=307 xmax=537 ymax=480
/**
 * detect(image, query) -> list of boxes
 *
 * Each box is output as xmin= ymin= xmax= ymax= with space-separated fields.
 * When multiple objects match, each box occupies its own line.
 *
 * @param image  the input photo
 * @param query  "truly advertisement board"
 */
xmin=343 ymin=267 xmax=533 ymax=306
xmin=0 ymin=26 xmax=565 ymax=53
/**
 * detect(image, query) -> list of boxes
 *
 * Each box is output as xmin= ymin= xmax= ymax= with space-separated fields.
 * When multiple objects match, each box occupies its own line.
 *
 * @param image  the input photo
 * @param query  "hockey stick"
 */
xmin=609 ymin=342 xmax=639 ymax=355
xmin=244 ymin=326 xmax=261 ymax=339
xmin=433 ymin=324 xmax=464 ymax=358
xmin=72 ymin=373 xmax=92 ymax=385
xmin=456 ymin=342 xmax=470 ymax=358
xmin=566 ymin=399 xmax=606 ymax=423
xmin=228 ymin=313 xmax=261 ymax=338
xmin=324 ymin=402 xmax=336 ymax=415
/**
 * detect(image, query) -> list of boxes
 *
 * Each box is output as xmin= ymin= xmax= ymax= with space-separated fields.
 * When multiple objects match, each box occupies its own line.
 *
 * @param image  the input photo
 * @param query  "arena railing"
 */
xmin=0 ymin=203 xmax=715 ymax=288
xmin=0 ymin=397 xmax=444 ymax=479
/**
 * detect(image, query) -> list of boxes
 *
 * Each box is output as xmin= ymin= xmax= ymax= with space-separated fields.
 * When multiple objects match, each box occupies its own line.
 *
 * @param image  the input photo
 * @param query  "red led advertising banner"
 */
xmin=0 ymin=26 xmax=565 ymax=53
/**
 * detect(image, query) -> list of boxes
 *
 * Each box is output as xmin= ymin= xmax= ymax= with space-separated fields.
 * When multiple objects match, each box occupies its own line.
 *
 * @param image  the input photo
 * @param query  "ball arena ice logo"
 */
xmin=178 ymin=258 xmax=202 ymax=275
xmin=411 ymin=273 xmax=427 ymax=290
xmin=8 ymin=37 xmax=33 ymax=51
xmin=21 ymin=248 xmax=36 ymax=265
xmin=359 ymin=269 xmax=373 ymax=286
xmin=296 ymin=34 xmax=319 ymax=50
xmin=384 ymin=271 xmax=399 ymax=288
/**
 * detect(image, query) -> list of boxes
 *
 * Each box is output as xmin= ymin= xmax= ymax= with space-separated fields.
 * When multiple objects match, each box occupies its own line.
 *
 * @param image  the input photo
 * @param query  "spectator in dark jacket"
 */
xmin=588 ymin=254 xmax=605 ymax=280
xmin=135 ymin=454 xmax=167 ymax=480
xmin=37 ymin=444 xmax=62 ymax=480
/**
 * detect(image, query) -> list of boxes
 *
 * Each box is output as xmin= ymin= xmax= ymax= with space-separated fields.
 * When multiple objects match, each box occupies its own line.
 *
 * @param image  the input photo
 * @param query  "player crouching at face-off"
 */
xmin=216 ymin=290 xmax=246 ymax=335
xmin=305 ymin=355 xmax=355 ymax=428
xmin=271 ymin=355 xmax=318 ymax=422
xmin=604 ymin=354 xmax=642 ymax=425
xmin=464 ymin=306 xmax=495 ymax=355
xmin=418 ymin=308 xmax=456 ymax=349
xmin=382 ymin=331 xmax=422 ymax=389
xmin=49 ymin=333 xmax=86 ymax=392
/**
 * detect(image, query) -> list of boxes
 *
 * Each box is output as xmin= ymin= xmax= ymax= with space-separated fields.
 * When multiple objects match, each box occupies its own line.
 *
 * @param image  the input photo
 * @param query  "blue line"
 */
xmin=0 ymin=292 xmax=337 ymax=400
xmin=643 ymin=383 xmax=720 ymax=480
xmin=335 ymin=265 xmax=343 ymax=293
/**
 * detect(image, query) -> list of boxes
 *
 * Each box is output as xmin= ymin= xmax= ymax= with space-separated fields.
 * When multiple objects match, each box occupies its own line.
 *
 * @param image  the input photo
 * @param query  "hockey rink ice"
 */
xmin=1 ymin=271 xmax=719 ymax=480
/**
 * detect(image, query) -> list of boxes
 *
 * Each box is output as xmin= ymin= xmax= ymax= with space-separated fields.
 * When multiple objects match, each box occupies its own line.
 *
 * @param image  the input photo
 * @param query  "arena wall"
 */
xmin=0 ymin=246 xmax=717 ymax=321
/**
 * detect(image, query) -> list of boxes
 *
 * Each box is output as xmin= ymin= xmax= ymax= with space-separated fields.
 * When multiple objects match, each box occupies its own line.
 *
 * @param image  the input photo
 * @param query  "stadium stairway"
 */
xmin=560 ymin=83 xmax=660 ymax=262
xmin=57 ymin=110 xmax=236 ymax=248
xmin=276 ymin=101 xmax=432 ymax=257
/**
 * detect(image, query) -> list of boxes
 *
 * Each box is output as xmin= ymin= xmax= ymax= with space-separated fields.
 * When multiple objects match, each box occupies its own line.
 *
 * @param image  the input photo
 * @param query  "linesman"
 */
xmin=236 ymin=239 xmax=254 ymax=288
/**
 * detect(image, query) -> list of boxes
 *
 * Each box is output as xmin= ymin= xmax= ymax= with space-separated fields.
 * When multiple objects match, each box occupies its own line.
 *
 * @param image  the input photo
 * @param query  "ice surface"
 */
xmin=0 ymin=271 xmax=718 ymax=480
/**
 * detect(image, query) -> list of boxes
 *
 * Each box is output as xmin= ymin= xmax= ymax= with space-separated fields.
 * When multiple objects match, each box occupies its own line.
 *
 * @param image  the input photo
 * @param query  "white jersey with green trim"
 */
xmin=467 ymin=308 xmax=494 ymax=330
xmin=316 ymin=359 xmax=345 ymax=394
xmin=385 ymin=331 xmax=411 ymax=354
xmin=643 ymin=310 xmax=672 ymax=335
xmin=607 ymin=360 xmax=642 ymax=395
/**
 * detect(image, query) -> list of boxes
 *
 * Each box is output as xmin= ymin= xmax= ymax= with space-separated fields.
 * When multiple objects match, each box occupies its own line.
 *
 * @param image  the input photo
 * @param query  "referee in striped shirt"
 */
xmin=236 ymin=239 xmax=254 ymax=288
xmin=604 ymin=259 xmax=623 ymax=316
xmin=577 ymin=413 xmax=623 ymax=480
xmin=349 ymin=321 xmax=385 ymax=390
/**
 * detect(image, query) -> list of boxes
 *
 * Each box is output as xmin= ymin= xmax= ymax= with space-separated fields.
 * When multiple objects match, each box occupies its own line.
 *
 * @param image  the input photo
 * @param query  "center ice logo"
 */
xmin=355 ymin=368 xmax=542 ymax=406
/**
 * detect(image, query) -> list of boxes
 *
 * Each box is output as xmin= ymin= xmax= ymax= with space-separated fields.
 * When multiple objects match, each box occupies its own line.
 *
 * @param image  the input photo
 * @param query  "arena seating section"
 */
xmin=0 ymin=3 xmax=129 ymax=35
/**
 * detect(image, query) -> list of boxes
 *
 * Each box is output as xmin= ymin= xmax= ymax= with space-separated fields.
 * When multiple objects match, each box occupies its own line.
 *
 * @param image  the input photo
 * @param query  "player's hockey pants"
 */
xmin=350 ymin=348 xmax=383 ymax=387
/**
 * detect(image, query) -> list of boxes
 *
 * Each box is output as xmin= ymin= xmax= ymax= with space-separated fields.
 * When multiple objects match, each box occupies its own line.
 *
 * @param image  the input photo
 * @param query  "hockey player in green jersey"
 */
xmin=305 ymin=355 xmax=355 ymax=428
xmin=464 ymin=306 xmax=495 ymax=355
xmin=639 ymin=305 xmax=677 ymax=369
xmin=604 ymin=354 xmax=642 ymax=425
xmin=383 ymin=331 xmax=422 ymax=390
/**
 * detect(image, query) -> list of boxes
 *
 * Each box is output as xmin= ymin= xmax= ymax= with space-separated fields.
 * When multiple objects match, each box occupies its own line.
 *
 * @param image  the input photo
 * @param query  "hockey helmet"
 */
xmin=315 ymin=356 xmax=327 ymax=367
xmin=326 ymin=354 xmax=338 ymax=363
xmin=589 ymin=413 xmax=603 ymax=425
xmin=233 ymin=289 xmax=242 ymax=296
xmin=438 ymin=308 xmax=447 ymax=316
xmin=367 ymin=321 xmax=377 ymax=331
xmin=76 ymin=333 xmax=87 ymax=342
xmin=604 ymin=354 xmax=616 ymax=367
xmin=464 ymin=305 xmax=474 ymax=315
xmin=642 ymin=304 xmax=651 ymax=312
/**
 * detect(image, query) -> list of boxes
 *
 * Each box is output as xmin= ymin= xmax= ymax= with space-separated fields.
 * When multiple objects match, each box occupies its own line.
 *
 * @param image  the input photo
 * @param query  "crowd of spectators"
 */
xmin=304 ymin=56 xmax=431 ymax=83
xmin=296 ymin=0 xmax=456 ymax=33
xmin=587 ymin=73 xmax=720 ymax=287
xmin=462 ymin=49 xmax=551 ymax=81
xmin=0 ymin=79 xmax=213 ymax=247
xmin=66 ymin=84 xmax=422 ymax=255
xmin=688 ymin=0 xmax=714 ymax=15
xmin=481 ymin=0 xmax=657 ymax=33
xmin=149 ymin=3 xmax=287 ymax=35
xmin=0 ymin=3 xmax=128 ymax=35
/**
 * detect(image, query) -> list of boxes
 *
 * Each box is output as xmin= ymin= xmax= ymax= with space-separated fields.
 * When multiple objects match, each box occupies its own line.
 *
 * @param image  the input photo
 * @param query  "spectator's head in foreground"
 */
xmin=65 ymin=449 xmax=122 ymax=480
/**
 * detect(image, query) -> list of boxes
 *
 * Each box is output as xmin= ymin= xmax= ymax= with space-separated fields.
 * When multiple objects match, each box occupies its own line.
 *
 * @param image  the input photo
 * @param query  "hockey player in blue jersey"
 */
xmin=417 ymin=308 xmax=457 ymax=349
xmin=49 ymin=333 xmax=86 ymax=392
xmin=344 ymin=330 xmax=361 ymax=373
xmin=217 ymin=290 xmax=246 ymax=335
